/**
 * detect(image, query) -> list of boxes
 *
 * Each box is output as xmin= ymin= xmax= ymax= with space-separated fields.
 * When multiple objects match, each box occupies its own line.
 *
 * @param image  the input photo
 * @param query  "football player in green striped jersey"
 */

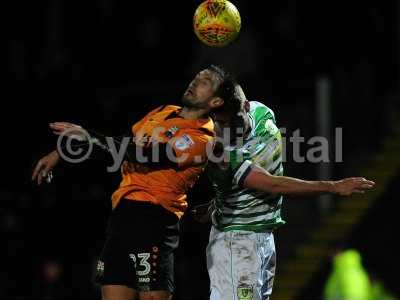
xmin=199 ymin=83 xmax=375 ymax=300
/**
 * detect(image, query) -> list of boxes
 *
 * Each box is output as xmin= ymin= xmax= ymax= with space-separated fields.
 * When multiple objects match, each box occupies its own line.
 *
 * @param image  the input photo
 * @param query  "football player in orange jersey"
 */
xmin=32 ymin=65 xmax=242 ymax=300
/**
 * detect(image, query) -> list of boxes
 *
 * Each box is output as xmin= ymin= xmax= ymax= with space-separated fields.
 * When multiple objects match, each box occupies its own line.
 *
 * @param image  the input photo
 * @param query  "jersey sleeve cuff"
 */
xmin=233 ymin=160 xmax=253 ymax=187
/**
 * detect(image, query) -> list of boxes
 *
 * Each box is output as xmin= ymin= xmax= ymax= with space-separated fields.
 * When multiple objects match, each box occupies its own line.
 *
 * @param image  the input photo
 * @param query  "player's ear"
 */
xmin=244 ymin=100 xmax=250 ymax=112
xmin=210 ymin=97 xmax=224 ymax=109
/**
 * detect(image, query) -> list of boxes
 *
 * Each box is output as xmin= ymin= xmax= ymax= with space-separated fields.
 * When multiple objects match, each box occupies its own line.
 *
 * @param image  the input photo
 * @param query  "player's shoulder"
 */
xmin=150 ymin=104 xmax=181 ymax=114
xmin=164 ymin=105 xmax=182 ymax=111
xmin=179 ymin=118 xmax=215 ymax=141
xmin=248 ymin=101 xmax=279 ymax=138
xmin=249 ymin=101 xmax=276 ymax=123
xmin=152 ymin=105 xmax=214 ymax=138
xmin=198 ymin=118 xmax=215 ymax=137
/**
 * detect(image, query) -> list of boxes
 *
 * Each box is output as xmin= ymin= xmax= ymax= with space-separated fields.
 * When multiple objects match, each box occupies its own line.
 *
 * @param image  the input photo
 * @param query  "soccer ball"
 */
xmin=193 ymin=0 xmax=241 ymax=47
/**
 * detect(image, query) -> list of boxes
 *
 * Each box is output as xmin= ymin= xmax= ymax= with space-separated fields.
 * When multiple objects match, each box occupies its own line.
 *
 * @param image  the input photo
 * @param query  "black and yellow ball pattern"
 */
xmin=193 ymin=0 xmax=241 ymax=47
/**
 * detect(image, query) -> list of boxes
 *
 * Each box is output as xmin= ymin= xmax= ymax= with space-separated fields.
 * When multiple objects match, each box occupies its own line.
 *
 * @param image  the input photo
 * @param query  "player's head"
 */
xmin=182 ymin=65 xmax=238 ymax=114
xmin=211 ymin=83 xmax=250 ymax=139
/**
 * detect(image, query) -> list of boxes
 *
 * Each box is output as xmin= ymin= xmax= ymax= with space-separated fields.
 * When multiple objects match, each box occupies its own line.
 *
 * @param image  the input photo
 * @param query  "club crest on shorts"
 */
xmin=96 ymin=260 xmax=104 ymax=277
xmin=237 ymin=284 xmax=253 ymax=300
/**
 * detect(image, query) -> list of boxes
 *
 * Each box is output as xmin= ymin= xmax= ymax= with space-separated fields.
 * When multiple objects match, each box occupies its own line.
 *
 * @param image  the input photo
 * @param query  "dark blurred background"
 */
xmin=4 ymin=0 xmax=400 ymax=299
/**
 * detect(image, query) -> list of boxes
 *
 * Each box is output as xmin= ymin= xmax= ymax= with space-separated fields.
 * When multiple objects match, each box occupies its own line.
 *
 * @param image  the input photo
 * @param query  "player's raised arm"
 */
xmin=241 ymin=164 xmax=375 ymax=196
xmin=44 ymin=120 xmax=194 ymax=173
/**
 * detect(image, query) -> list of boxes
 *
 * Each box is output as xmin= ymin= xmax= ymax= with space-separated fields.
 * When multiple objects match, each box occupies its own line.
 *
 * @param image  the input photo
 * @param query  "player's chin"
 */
xmin=182 ymin=95 xmax=195 ymax=106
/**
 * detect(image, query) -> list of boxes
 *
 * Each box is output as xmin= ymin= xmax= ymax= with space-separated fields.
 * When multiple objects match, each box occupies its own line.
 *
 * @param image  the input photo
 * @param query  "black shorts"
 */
xmin=94 ymin=199 xmax=180 ymax=293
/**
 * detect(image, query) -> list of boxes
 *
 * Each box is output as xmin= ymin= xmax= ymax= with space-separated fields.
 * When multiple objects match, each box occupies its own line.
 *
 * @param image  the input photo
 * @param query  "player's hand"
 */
xmin=191 ymin=202 xmax=213 ymax=223
xmin=333 ymin=177 xmax=375 ymax=196
xmin=49 ymin=122 xmax=88 ymax=141
xmin=32 ymin=150 xmax=60 ymax=186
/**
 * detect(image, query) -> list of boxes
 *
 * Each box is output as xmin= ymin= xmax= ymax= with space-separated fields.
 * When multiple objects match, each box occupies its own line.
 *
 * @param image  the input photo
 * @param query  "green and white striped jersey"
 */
xmin=208 ymin=101 xmax=285 ymax=232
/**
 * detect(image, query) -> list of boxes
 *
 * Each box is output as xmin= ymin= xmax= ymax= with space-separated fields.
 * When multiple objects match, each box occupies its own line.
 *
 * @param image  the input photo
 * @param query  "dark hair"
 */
xmin=206 ymin=65 xmax=242 ymax=115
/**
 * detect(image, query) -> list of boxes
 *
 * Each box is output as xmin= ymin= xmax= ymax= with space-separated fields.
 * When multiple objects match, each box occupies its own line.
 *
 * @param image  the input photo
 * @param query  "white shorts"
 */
xmin=206 ymin=226 xmax=276 ymax=300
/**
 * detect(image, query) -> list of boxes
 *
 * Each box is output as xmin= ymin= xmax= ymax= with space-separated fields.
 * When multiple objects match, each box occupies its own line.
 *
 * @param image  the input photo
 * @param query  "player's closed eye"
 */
xmin=200 ymin=79 xmax=211 ymax=87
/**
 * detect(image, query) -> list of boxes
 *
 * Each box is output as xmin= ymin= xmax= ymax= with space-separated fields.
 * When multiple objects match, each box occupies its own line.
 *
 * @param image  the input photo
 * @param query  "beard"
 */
xmin=181 ymin=94 xmax=208 ymax=109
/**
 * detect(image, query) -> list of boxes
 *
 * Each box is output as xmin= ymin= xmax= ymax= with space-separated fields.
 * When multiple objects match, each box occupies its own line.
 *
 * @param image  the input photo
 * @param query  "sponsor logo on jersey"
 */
xmin=175 ymin=134 xmax=195 ymax=150
xmin=165 ymin=126 xmax=179 ymax=138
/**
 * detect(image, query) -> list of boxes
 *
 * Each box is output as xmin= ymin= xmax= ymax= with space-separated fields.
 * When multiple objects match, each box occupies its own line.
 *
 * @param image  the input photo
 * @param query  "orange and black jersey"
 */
xmin=110 ymin=105 xmax=215 ymax=218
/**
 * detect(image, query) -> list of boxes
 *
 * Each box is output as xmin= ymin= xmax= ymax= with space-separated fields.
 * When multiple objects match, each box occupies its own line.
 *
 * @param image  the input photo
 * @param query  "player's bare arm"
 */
xmin=32 ymin=121 xmax=173 ymax=186
xmin=242 ymin=164 xmax=375 ymax=196
xmin=32 ymin=122 xmax=92 ymax=186
xmin=31 ymin=150 xmax=60 ymax=186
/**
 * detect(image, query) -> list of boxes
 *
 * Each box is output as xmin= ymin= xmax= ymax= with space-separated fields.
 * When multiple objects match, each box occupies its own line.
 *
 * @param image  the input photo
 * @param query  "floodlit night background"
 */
xmin=4 ymin=0 xmax=400 ymax=299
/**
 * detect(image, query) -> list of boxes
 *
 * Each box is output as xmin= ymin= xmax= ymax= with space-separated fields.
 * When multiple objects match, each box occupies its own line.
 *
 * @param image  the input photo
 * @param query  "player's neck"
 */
xmin=179 ymin=107 xmax=209 ymax=120
xmin=243 ymin=114 xmax=251 ymax=137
